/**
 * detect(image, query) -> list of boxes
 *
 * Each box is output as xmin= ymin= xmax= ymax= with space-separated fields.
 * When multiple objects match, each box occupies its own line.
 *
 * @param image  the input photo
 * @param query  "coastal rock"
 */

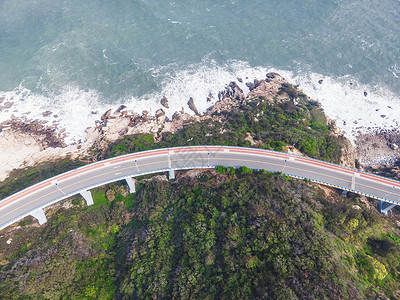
xmin=324 ymin=117 xmax=357 ymax=168
xmin=246 ymin=82 xmax=255 ymax=91
xmin=155 ymin=108 xmax=165 ymax=118
xmin=205 ymin=94 xmax=240 ymax=115
xmin=0 ymin=101 xmax=13 ymax=111
xmin=187 ymin=97 xmax=200 ymax=116
xmin=247 ymin=73 xmax=288 ymax=101
xmin=102 ymin=117 xmax=130 ymax=142
xmin=228 ymin=82 xmax=244 ymax=99
xmin=115 ymin=105 xmax=127 ymax=113
xmin=318 ymin=79 xmax=323 ymax=84
xmin=85 ymin=127 xmax=101 ymax=143
xmin=101 ymin=109 xmax=112 ymax=124
xmin=207 ymin=92 xmax=213 ymax=102
xmin=160 ymin=96 xmax=169 ymax=108
xmin=356 ymin=130 xmax=400 ymax=166
xmin=0 ymin=124 xmax=84 ymax=181
xmin=266 ymin=72 xmax=278 ymax=79
xmin=141 ymin=111 xmax=149 ymax=122
xmin=340 ymin=137 xmax=357 ymax=168
xmin=254 ymin=79 xmax=264 ymax=89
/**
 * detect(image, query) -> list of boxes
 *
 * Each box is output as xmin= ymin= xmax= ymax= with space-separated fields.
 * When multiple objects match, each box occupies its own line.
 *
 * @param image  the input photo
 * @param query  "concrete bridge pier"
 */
xmin=80 ymin=190 xmax=94 ymax=206
xmin=379 ymin=200 xmax=397 ymax=215
xmin=125 ymin=177 xmax=136 ymax=193
xmin=169 ymin=169 xmax=175 ymax=180
xmin=31 ymin=208 xmax=47 ymax=225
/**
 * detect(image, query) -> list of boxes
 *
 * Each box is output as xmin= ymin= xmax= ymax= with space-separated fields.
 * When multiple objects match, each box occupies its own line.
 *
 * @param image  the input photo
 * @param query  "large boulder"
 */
xmin=187 ymin=97 xmax=200 ymax=116
xmin=160 ymin=96 xmax=169 ymax=108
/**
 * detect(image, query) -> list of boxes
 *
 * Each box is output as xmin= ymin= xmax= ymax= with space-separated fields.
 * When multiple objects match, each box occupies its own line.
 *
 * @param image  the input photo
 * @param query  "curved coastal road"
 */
xmin=1 ymin=146 xmax=400 ymax=230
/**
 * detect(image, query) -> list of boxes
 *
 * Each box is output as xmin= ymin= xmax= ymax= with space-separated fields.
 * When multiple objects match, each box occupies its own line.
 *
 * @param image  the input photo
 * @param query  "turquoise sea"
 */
xmin=0 ymin=0 xmax=399 ymax=142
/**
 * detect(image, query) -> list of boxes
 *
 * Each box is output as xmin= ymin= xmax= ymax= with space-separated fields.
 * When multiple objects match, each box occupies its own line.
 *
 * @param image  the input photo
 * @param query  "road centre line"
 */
xmin=56 ymin=151 xmax=170 ymax=182
xmin=230 ymin=149 xmax=289 ymax=159
xmin=207 ymin=156 xmax=400 ymax=199
xmin=188 ymin=156 xmax=352 ymax=185
xmin=108 ymin=150 xmax=169 ymax=164
xmin=4 ymin=159 xmax=398 ymax=222
xmin=3 ymin=146 xmax=400 ymax=227
xmin=55 ymin=163 xmax=106 ymax=181
xmin=294 ymin=157 xmax=353 ymax=175
xmin=59 ymin=159 xmax=168 ymax=191
xmin=207 ymin=156 xmax=400 ymax=200
xmin=356 ymin=182 xmax=400 ymax=198
xmin=1 ymin=160 xmax=166 ymax=219
xmin=360 ymin=173 xmax=400 ymax=188
xmin=173 ymin=147 xmax=225 ymax=153
xmin=63 ymin=157 xmax=400 ymax=204
xmin=0 ymin=189 xmax=60 ymax=220
xmin=0 ymin=181 xmax=52 ymax=210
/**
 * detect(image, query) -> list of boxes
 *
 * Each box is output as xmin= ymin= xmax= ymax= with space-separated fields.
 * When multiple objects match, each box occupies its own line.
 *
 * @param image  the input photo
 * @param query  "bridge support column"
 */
xmin=125 ymin=177 xmax=136 ymax=193
xmin=80 ymin=190 xmax=94 ymax=206
xmin=341 ymin=190 xmax=349 ymax=195
xmin=169 ymin=169 xmax=175 ymax=180
xmin=31 ymin=208 xmax=47 ymax=225
xmin=379 ymin=200 xmax=397 ymax=215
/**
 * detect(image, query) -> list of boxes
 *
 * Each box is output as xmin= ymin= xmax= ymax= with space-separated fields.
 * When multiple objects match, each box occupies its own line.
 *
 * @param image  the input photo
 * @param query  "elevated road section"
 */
xmin=1 ymin=146 xmax=400 ymax=230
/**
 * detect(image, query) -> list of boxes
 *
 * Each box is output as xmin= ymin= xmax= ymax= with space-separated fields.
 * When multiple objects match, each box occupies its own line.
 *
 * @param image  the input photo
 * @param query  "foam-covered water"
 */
xmin=0 ymin=0 xmax=399 ymax=144
xmin=277 ymin=70 xmax=400 ymax=141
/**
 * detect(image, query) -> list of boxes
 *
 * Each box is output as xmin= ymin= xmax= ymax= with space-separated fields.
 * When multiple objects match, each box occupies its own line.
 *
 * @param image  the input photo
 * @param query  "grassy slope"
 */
xmin=0 ymin=88 xmax=399 ymax=299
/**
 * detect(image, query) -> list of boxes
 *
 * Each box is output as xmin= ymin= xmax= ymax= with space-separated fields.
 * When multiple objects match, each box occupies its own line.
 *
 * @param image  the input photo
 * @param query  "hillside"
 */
xmin=0 ymin=75 xmax=399 ymax=299
xmin=1 ymin=170 xmax=400 ymax=299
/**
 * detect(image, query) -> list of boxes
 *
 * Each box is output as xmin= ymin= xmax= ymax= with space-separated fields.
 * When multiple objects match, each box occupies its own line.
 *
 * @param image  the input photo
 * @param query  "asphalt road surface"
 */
xmin=1 ymin=146 xmax=400 ymax=230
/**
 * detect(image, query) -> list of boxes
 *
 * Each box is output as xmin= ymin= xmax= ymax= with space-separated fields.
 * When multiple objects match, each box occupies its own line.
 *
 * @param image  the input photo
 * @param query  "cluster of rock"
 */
xmin=0 ymin=72 xmax=357 ymax=179
xmin=0 ymin=97 xmax=13 ymax=112
xmin=366 ymin=160 xmax=400 ymax=181
xmin=355 ymin=129 xmax=400 ymax=166
xmin=87 ymin=72 xmax=292 ymax=151
xmin=0 ymin=119 xmax=66 ymax=149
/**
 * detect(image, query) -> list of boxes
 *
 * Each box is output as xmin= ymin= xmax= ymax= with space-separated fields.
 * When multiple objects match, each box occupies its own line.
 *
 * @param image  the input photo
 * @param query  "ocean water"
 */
xmin=0 ymin=0 xmax=399 ymax=143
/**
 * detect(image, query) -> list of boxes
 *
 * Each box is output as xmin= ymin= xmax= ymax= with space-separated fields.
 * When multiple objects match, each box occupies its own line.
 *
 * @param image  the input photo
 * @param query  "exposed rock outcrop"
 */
xmin=207 ymin=92 xmax=213 ymax=102
xmin=340 ymin=137 xmax=357 ymax=168
xmin=247 ymin=73 xmax=291 ymax=102
xmin=160 ymin=96 xmax=169 ymax=108
xmin=356 ymin=129 xmax=400 ymax=166
xmin=187 ymin=97 xmax=200 ymax=116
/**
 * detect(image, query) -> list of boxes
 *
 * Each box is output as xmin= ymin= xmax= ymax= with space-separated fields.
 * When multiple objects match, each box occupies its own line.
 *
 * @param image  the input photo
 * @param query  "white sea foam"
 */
xmin=275 ymin=70 xmax=400 ymax=143
xmin=0 ymin=85 xmax=104 ymax=144
xmin=1 ymin=60 xmax=399 ymax=146
xmin=125 ymin=61 xmax=269 ymax=118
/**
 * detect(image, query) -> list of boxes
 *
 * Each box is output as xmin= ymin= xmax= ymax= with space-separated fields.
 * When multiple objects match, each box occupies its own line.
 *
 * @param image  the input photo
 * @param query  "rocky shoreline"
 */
xmin=0 ymin=72 xmax=398 ymax=181
xmin=355 ymin=129 xmax=400 ymax=166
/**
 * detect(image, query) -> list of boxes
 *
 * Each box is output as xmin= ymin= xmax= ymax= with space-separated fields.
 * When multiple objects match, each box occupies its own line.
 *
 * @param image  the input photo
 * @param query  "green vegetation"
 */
xmin=1 ymin=171 xmax=399 ymax=299
xmin=100 ymin=93 xmax=345 ymax=164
